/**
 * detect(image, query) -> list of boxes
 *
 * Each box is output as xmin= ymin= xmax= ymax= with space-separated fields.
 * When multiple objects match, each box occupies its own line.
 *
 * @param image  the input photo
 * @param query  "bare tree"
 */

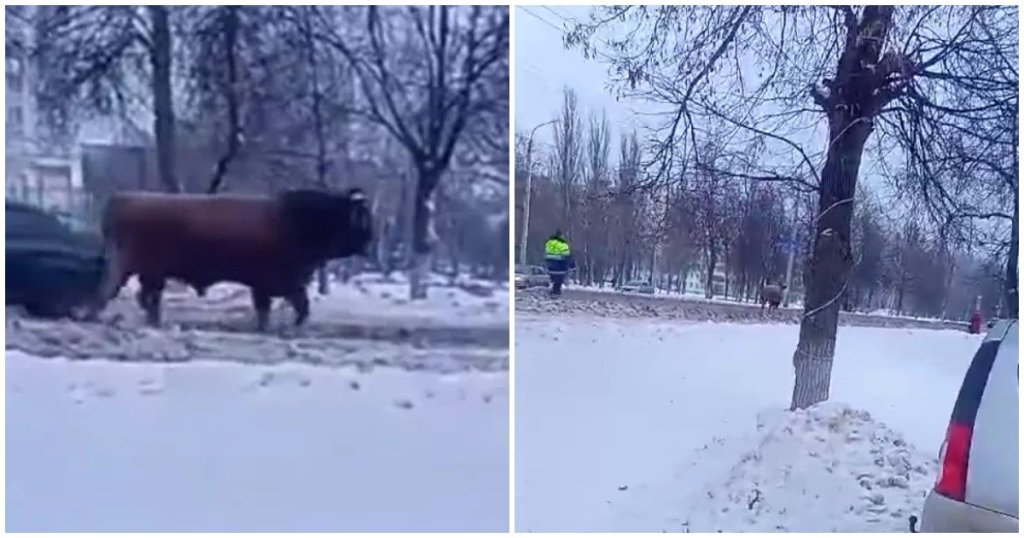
xmin=315 ymin=6 xmax=509 ymax=299
xmin=579 ymin=109 xmax=611 ymax=285
xmin=552 ymin=88 xmax=584 ymax=231
xmin=879 ymin=6 xmax=1018 ymax=318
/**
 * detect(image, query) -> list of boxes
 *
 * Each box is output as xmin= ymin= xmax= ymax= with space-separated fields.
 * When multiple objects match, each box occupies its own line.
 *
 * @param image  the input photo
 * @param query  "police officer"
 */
xmin=544 ymin=230 xmax=573 ymax=297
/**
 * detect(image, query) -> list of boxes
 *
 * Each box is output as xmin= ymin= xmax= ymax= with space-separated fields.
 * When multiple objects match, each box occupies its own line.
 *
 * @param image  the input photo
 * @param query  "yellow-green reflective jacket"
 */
xmin=545 ymin=238 xmax=570 ymax=259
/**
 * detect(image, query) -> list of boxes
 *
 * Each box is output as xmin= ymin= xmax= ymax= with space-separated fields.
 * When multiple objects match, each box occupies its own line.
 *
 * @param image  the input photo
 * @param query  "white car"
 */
xmin=618 ymin=280 xmax=655 ymax=294
xmin=514 ymin=264 xmax=549 ymax=290
xmin=919 ymin=318 xmax=1018 ymax=532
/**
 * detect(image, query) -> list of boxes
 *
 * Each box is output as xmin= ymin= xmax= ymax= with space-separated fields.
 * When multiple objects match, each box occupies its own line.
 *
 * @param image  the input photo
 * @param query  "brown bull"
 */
xmin=99 ymin=188 xmax=373 ymax=331
xmin=760 ymin=282 xmax=787 ymax=311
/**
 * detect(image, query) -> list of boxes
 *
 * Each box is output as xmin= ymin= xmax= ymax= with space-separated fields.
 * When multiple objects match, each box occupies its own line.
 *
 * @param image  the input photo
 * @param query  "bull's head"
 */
xmin=336 ymin=187 xmax=373 ymax=257
xmin=278 ymin=188 xmax=374 ymax=260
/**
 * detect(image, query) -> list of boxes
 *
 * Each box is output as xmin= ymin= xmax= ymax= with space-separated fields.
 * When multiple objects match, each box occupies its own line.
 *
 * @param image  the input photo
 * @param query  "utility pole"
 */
xmin=518 ymin=119 xmax=557 ymax=266
xmin=783 ymin=199 xmax=797 ymax=307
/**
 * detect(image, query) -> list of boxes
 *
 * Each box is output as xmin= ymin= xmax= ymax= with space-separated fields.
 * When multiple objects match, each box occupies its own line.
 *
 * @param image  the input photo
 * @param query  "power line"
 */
xmin=540 ymin=6 xmax=571 ymax=24
xmin=519 ymin=6 xmax=565 ymax=35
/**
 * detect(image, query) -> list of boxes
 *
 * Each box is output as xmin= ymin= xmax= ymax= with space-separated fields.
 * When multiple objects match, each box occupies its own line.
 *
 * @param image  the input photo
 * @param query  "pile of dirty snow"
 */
xmin=681 ymin=402 xmax=937 ymax=532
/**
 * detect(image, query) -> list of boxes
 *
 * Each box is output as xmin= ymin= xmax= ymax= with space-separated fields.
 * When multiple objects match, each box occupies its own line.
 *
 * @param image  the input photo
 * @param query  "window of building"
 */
xmin=7 ymin=106 xmax=24 ymax=136
xmin=6 ymin=56 xmax=24 ymax=91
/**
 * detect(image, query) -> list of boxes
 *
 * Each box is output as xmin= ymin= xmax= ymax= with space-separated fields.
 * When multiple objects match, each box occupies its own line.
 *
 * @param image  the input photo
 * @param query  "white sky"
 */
xmin=514 ymin=5 xmax=645 ymax=159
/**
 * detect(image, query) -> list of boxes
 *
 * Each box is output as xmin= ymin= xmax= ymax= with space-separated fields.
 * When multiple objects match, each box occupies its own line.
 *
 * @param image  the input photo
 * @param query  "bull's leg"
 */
xmin=138 ymin=275 xmax=166 ymax=326
xmin=286 ymin=288 xmax=310 ymax=327
xmin=251 ymin=291 xmax=272 ymax=332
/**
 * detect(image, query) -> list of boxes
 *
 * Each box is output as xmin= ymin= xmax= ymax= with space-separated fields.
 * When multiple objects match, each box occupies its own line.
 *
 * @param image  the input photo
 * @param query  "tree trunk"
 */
xmin=409 ymin=167 xmax=440 ymax=300
xmin=1005 ymin=191 xmax=1019 ymax=318
xmin=790 ymin=111 xmax=872 ymax=410
xmin=704 ymin=248 xmax=717 ymax=299
xmin=896 ymin=281 xmax=905 ymax=315
xmin=789 ymin=4 xmax=898 ymax=410
xmin=148 ymin=6 xmax=177 ymax=193
xmin=207 ymin=6 xmax=240 ymax=195
xmin=308 ymin=19 xmax=330 ymax=297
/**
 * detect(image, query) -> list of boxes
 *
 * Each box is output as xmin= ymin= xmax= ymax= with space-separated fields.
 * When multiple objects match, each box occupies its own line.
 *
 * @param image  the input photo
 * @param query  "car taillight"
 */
xmin=935 ymin=421 xmax=972 ymax=501
xmin=934 ymin=338 xmax=1001 ymax=503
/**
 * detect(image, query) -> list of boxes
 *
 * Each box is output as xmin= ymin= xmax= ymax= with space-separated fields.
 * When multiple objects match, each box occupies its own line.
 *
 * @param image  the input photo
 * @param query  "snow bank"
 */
xmin=516 ymin=289 xmax=963 ymax=331
xmin=329 ymin=273 xmax=508 ymax=326
xmin=680 ymin=402 xmax=935 ymax=532
xmin=6 ymin=350 xmax=509 ymax=532
xmin=117 ymin=272 xmax=508 ymax=330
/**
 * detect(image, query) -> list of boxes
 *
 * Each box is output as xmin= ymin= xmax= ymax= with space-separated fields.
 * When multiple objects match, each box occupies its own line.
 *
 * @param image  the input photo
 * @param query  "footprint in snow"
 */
xmin=138 ymin=379 xmax=163 ymax=396
xmin=394 ymin=399 xmax=414 ymax=410
xmin=67 ymin=383 xmax=89 ymax=404
xmin=68 ymin=382 xmax=114 ymax=402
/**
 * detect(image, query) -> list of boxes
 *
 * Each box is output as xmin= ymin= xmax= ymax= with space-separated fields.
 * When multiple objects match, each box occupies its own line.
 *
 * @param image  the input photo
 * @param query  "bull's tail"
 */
xmin=97 ymin=197 xmax=127 ymax=303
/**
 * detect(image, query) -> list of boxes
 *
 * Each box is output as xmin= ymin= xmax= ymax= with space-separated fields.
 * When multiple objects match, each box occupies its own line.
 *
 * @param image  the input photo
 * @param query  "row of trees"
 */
xmin=516 ymin=89 xmax=1007 ymax=321
xmin=8 ymin=6 xmax=510 ymax=296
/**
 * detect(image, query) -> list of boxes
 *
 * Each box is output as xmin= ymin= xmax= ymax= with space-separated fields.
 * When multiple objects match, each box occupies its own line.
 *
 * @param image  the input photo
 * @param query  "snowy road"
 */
xmin=6 ymin=275 xmax=510 ymax=532
xmin=514 ymin=314 xmax=979 ymax=532
xmin=7 ymin=351 xmax=509 ymax=532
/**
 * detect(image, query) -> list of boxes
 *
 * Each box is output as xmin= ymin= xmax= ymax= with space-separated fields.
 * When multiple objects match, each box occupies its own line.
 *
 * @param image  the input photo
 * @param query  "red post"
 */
xmin=969 ymin=310 xmax=982 ymax=334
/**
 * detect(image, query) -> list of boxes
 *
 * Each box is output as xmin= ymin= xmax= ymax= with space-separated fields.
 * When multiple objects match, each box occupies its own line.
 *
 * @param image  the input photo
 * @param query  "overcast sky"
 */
xmin=514 ymin=5 xmax=645 ymax=158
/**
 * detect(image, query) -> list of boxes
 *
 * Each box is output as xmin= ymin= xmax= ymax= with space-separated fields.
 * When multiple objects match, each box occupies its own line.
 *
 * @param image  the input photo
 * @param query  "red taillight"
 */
xmin=935 ymin=421 xmax=972 ymax=501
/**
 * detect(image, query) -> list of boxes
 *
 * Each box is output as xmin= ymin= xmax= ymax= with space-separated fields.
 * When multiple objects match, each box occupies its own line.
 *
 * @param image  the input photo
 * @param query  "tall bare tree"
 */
xmin=579 ymin=109 xmax=611 ymax=285
xmin=552 ymin=88 xmax=584 ymax=230
xmin=315 ymin=6 xmax=509 ymax=299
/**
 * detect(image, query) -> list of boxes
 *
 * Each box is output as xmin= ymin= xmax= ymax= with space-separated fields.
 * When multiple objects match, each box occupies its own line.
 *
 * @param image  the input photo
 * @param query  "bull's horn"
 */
xmin=347 ymin=188 xmax=367 ymax=201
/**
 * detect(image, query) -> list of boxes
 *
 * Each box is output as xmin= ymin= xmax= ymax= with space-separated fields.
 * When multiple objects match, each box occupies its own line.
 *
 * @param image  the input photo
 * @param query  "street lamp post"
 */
xmin=518 ymin=119 xmax=557 ymax=267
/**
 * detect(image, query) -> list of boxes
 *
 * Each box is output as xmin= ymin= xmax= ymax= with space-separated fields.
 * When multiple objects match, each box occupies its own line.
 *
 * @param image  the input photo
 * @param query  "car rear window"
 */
xmin=952 ymin=322 xmax=1016 ymax=425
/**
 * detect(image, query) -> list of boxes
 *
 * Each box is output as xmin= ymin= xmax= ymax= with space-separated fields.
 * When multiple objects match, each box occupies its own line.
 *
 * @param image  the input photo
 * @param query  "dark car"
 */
xmin=6 ymin=200 xmax=107 ymax=318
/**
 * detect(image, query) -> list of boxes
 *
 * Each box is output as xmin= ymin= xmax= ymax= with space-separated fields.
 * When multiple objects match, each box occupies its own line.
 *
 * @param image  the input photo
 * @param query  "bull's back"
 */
xmin=106 ymin=193 xmax=304 ymax=290
xmin=761 ymin=285 xmax=782 ymax=301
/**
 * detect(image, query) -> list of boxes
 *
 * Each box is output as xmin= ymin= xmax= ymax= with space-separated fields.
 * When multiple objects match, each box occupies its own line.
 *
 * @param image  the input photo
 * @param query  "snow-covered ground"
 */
xmin=6 ymin=350 xmax=509 ymax=532
xmin=514 ymin=315 xmax=980 ymax=532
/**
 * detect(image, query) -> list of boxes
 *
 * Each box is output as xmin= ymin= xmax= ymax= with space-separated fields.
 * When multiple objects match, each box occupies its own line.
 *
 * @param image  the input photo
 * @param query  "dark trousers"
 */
xmin=550 ymin=272 xmax=565 ymax=296
xmin=546 ymin=257 xmax=569 ymax=297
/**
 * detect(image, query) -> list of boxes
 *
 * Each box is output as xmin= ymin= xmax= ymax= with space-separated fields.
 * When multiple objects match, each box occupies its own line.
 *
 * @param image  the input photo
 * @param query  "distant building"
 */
xmin=684 ymin=260 xmax=727 ymax=296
